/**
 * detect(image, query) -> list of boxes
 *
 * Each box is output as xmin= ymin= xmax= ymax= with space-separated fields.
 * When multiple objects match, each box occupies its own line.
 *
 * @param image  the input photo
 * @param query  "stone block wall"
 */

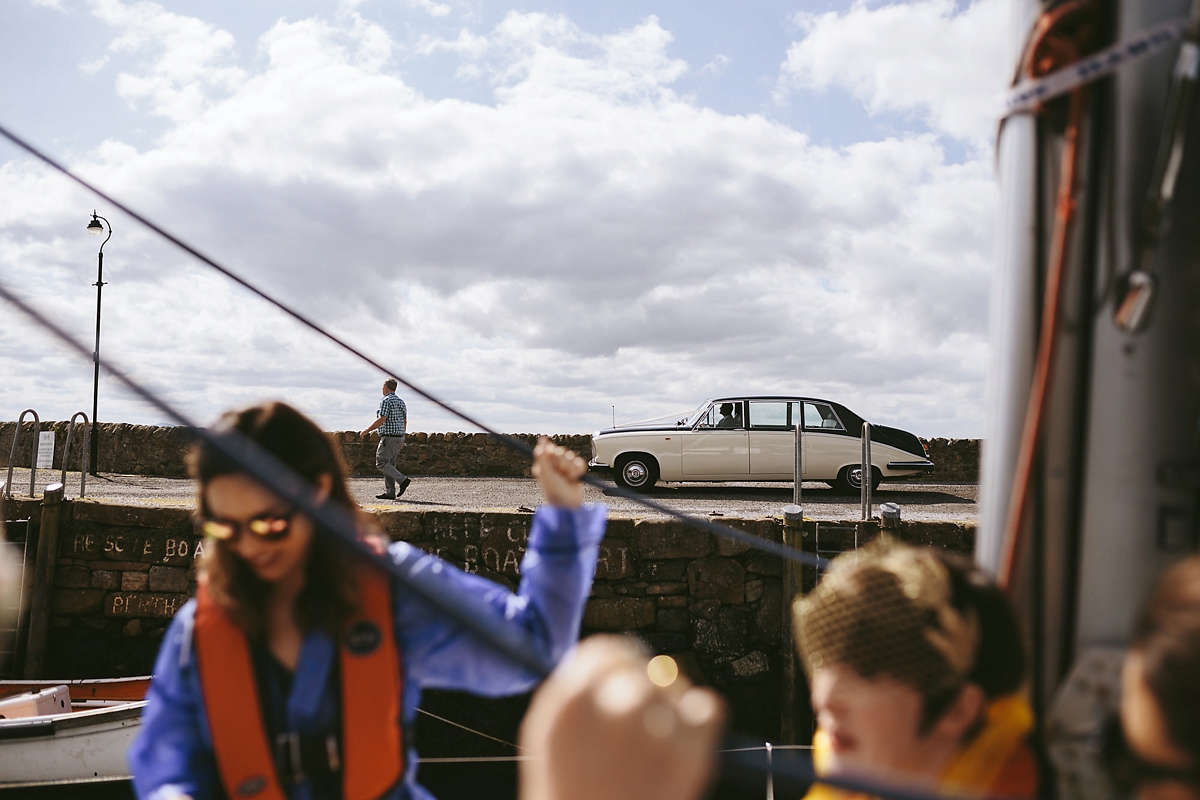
xmin=1 ymin=499 xmax=200 ymax=676
xmin=922 ymin=438 xmax=980 ymax=483
xmin=3 ymin=498 xmax=975 ymax=741
xmin=334 ymin=432 xmax=591 ymax=479
xmin=2 ymin=421 xmax=979 ymax=482
xmin=0 ymin=422 xmax=195 ymax=478
xmin=0 ymin=422 xmax=589 ymax=479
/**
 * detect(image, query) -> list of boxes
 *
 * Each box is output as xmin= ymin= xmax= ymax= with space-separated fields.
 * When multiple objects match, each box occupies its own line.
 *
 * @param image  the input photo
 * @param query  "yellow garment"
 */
xmin=801 ymin=694 xmax=1035 ymax=800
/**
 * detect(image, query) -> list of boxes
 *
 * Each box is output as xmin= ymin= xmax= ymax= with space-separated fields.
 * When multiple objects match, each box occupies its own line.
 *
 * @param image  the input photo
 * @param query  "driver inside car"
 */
xmin=716 ymin=403 xmax=740 ymax=428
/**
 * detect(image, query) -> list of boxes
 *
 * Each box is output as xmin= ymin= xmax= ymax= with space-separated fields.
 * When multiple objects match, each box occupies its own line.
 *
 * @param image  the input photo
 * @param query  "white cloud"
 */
xmin=417 ymin=29 xmax=490 ymax=58
xmin=79 ymin=55 xmax=110 ymax=74
xmin=409 ymin=0 xmax=451 ymax=18
xmin=0 ymin=2 xmax=996 ymax=438
xmin=87 ymin=0 xmax=247 ymax=122
xmin=776 ymin=0 xmax=1009 ymax=144
xmin=699 ymin=54 xmax=730 ymax=77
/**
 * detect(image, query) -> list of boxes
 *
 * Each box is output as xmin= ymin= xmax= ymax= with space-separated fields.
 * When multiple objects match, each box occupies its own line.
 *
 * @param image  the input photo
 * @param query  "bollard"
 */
xmin=860 ymin=421 xmax=873 ymax=521
xmin=780 ymin=510 xmax=802 ymax=744
xmin=793 ymin=423 xmax=802 ymax=507
xmin=23 ymin=482 xmax=63 ymax=678
xmin=880 ymin=502 xmax=901 ymax=529
xmin=780 ymin=508 xmax=811 ymax=744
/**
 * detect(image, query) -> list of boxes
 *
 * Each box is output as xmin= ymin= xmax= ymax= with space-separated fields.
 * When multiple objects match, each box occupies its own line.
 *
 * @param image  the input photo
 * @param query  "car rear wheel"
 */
xmin=614 ymin=454 xmax=659 ymax=491
xmin=834 ymin=464 xmax=881 ymax=494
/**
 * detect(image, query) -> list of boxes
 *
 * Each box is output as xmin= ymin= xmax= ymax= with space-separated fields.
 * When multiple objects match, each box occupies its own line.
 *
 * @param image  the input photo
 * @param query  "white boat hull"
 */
xmin=0 ymin=702 xmax=143 ymax=785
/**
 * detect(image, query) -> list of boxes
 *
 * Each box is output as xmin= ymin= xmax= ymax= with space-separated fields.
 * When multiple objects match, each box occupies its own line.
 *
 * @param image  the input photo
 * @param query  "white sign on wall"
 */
xmin=37 ymin=431 xmax=55 ymax=469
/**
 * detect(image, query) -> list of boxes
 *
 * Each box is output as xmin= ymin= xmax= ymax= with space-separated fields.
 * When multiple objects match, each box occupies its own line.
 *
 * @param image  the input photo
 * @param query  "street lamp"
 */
xmin=86 ymin=211 xmax=111 ymax=475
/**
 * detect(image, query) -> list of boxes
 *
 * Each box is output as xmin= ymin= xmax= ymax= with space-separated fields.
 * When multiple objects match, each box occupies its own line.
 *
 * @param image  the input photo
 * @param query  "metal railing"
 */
xmin=4 ymin=410 xmax=40 ymax=499
xmin=61 ymin=412 xmax=90 ymax=498
xmin=861 ymin=421 xmax=872 ymax=521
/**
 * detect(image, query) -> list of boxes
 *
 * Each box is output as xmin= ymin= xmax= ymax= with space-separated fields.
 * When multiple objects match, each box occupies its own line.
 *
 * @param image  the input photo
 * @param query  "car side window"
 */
xmin=749 ymin=401 xmax=791 ymax=429
xmin=697 ymin=402 xmax=744 ymax=430
xmin=803 ymin=402 xmax=844 ymax=431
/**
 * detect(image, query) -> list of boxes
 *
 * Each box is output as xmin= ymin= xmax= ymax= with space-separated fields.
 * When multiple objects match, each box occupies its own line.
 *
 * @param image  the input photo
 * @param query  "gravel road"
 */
xmin=3 ymin=468 xmax=977 ymax=522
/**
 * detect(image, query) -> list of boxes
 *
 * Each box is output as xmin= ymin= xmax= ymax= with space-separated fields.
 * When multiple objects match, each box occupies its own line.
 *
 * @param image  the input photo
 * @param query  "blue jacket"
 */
xmin=128 ymin=504 xmax=607 ymax=800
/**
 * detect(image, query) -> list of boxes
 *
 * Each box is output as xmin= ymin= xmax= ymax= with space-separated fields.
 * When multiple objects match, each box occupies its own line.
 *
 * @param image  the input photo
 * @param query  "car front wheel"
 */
xmin=614 ymin=454 xmax=659 ymax=491
xmin=834 ymin=464 xmax=881 ymax=494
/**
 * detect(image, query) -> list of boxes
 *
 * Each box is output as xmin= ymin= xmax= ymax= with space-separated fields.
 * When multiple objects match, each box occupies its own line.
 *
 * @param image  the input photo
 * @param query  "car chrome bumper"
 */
xmin=588 ymin=458 xmax=611 ymax=470
xmin=887 ymin=460 xmax=935 ymax=471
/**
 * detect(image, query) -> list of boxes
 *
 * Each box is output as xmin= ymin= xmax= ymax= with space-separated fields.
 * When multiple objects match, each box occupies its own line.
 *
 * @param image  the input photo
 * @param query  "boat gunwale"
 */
xmin=0 ymin=700 xmax=145 ymax=738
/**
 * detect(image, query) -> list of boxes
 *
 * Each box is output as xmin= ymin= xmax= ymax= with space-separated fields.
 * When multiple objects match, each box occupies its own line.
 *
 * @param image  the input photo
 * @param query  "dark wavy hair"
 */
xmin=190 ymin=401 xmax=368 ymax=637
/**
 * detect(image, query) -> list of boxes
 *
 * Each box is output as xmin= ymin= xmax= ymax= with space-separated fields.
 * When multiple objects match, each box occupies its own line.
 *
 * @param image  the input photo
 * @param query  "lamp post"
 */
xmin=86 ymin=211 xmax=111 ymax=475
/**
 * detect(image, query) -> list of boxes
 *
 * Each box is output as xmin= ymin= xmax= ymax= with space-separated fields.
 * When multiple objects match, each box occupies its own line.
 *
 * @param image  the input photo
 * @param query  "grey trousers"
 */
xmin=376 ymin=435 xmax=408 ymax=494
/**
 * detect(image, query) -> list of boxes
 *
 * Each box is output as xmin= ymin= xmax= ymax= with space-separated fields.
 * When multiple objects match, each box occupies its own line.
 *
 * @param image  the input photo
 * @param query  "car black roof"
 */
xmin=706 ymin=395 xmax=833 ymax=404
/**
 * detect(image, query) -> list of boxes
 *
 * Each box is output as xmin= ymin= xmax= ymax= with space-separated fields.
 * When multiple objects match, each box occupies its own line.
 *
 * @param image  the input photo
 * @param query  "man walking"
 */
xmin=362 ymin=378 xmax=410 ymax=500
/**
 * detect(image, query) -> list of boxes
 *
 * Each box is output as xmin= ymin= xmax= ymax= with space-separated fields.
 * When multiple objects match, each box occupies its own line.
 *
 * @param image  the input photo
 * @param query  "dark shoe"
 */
xmin=395 ymin=478 xmax=411 ymax=498
xmin=376 ymin=492 xmax=396 ymax=500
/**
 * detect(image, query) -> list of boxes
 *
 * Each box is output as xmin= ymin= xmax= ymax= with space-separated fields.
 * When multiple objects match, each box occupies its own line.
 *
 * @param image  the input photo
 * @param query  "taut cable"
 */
xmin=0 ymin=280 xmax=556 ymax=677
xmin=0 ymin=120 xmax=822 ymax=570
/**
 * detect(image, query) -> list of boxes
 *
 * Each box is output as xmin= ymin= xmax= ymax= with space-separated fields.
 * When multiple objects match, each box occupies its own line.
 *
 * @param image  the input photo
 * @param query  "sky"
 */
xmin=0 ymin=0 xmax=1015 ymax=437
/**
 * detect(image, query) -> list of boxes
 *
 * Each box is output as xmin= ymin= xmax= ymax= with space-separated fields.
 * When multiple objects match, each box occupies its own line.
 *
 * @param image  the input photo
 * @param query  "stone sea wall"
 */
xmin=1 ymin=421 xmax=980 ymax=482
xmin=921 ymin=438 xmax=980 ymax=483
xmin=2 ymin=498 xmax=973 ymax=741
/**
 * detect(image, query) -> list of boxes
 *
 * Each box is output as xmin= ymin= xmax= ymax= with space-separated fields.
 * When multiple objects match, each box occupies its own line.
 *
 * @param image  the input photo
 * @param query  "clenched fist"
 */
xmin=531 ymin=438 xmax=588 ymax=510
xmin=520 ymin=636 xmax=725 ymax=800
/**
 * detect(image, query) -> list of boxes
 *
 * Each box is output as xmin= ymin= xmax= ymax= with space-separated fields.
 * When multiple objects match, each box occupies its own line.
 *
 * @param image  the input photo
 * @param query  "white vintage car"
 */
xmin=590 ymin=396 xmax=934 ymax=492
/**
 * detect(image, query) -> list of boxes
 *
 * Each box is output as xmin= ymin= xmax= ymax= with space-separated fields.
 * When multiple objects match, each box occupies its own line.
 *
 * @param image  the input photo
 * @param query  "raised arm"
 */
xmin=396 ymin=439 xmax=606 ymax=693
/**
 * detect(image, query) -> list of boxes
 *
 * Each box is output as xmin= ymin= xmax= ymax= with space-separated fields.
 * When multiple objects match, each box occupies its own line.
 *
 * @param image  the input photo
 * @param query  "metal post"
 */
xmin=780 ymin=508 xmax=804 ymax=745
xmin=793 ymin=423 xmax=802 ymax=507
xmin=765 ymin=742 xmax=774 ymax=800
xmin=90 ymin=249 xmax=104 ymax=475
xmin=861 ymin=421 xmax=872 ymax=521
xmin=87 ymin=213 xmax=111 ymax=476
xmin=23 ymin=482 xmax=63 ymax=678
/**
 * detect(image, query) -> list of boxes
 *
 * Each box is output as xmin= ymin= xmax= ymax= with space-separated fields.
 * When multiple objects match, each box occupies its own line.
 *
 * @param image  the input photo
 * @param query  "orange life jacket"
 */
xmin=194 ymin=565 xmax=405 ymax=800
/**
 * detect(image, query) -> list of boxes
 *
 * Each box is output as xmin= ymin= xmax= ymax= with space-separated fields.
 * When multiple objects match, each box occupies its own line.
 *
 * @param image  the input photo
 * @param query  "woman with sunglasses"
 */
xmin=128 ymin=401 xmax=607 ymax=800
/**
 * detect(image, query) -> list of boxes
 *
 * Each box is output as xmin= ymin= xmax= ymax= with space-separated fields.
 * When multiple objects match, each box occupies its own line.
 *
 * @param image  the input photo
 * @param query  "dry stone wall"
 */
xmin=1 ymin=421 xmax=980 ymax=482
xmin=2 ymin=498 xmax=974 ymax=740
xmin=0 ymin=422 xmax=590 ymax=479
xmin=922 ymin=438 xmax=980 ymax=483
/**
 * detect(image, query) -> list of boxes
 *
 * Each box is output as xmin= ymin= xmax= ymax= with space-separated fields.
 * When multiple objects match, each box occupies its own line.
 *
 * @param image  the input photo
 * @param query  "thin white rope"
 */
xmin=416 ymin=708 xmax=525 ymax=752
xmin=718 ymin=745 xmax=813 ymax=753
xmin=415 ymin=745 xmax=814 ymax=765
xmin=418 ymin=756 xmax=535 ymax=763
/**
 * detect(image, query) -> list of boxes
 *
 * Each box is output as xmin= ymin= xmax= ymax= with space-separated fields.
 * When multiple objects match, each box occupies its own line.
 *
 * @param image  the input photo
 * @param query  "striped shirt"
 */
xmin=377 ymin=393 xmax=407 ymax=436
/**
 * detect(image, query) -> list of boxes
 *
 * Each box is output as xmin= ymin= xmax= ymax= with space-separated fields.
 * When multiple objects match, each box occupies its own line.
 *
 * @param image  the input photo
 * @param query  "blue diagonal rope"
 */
xmin=0 ymin=280 xmax=557 ymax=677
xmin=0 ymin=120 xmax=824 ymax=571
